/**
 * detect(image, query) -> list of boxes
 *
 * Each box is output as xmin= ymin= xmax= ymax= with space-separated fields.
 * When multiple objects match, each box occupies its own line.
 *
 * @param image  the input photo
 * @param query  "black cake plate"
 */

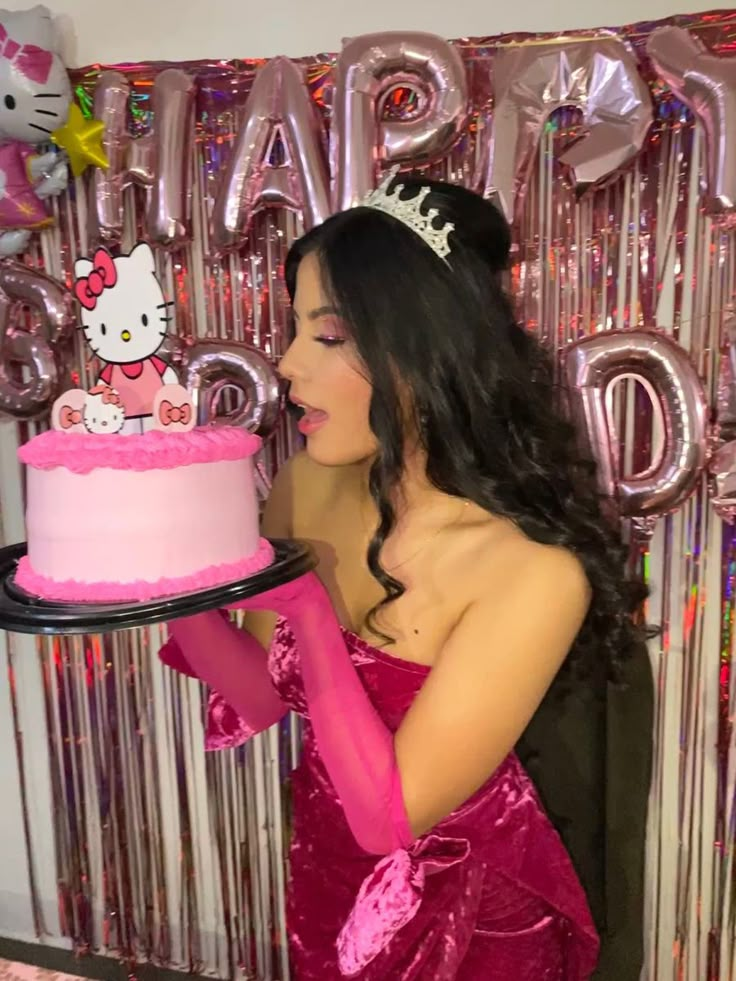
xmin=0 ymin=539 xmax=316 ymax=636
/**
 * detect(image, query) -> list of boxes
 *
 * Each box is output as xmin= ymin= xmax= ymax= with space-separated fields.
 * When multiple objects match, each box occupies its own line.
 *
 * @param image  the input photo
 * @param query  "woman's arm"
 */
xmin=163 ymin=610 xmax=287 ymax=736
xmin=160 ymin=452 xmax=307 ymax=737
xmin=234 ymin=540 xmax=590 ymax=854
xmin=394 ymin=545 xmax=590 ymax=836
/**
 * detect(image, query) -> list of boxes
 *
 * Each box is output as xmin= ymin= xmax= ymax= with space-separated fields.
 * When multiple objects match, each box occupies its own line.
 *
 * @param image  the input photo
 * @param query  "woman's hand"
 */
xmin=227 ymin=571 xmax=331 ymax=620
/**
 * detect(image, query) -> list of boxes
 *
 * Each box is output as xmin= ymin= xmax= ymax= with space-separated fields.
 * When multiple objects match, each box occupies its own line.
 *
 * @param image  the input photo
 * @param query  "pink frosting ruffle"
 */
xmin=19 ymin=426 xmax=262 ymax=474
xmin=15 ymin=538 xmax=274 ymax=603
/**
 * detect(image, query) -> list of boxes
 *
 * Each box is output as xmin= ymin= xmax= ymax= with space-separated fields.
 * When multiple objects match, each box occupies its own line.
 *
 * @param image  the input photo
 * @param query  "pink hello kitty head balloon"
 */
xmin=0 ymin=5 xmax=71 ymax=146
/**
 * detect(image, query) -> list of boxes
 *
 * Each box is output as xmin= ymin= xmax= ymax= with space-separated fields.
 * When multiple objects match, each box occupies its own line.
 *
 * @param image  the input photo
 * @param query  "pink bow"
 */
xmin=158 ymin=623 xmax=256 ymax=751
xmin=74 ymin=249 xmax=117 ymax=311
xmin=0 ymin=25 xmax=53 ymax=85
xmin=337 ymin=835 xmax=473 ymax=977
xmin=204 ymin=691 xmax=258 ymax=750
xmin=88 ymin=384 xmax=122 ymax=406
xmin=159 ymin=399 xmax=192 ymax=426
xmin=59 ymin=405 xmax=82 ymax=429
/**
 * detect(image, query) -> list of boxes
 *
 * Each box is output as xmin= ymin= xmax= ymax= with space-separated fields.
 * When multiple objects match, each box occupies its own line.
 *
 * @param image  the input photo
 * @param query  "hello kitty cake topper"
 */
xmin=51 ymin=240 xmax=195 ymax=437
xmin=51 ymin=383 xmax=127 ymax=435
xmin=73 ymin=241 xmax=185 ymax=434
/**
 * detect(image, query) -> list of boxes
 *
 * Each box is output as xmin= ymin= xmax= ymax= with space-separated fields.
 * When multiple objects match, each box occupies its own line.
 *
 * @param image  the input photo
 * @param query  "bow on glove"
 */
xmin=160 ymin=607 xmax=288 ymax=749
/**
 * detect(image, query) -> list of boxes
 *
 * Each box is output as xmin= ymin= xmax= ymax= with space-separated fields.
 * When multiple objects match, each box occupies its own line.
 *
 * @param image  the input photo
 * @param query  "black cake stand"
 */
xmin=0 ymin=539 xmax=316 ymax=636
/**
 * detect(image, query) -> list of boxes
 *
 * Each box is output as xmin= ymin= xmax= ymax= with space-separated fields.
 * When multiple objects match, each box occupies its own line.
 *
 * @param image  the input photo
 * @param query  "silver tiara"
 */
xmin=360 ymin=168 xmax=454 ymax=260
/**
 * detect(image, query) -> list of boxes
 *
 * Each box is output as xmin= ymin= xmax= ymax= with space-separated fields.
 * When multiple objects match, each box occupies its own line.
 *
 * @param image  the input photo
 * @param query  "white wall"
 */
xmin=0 ymin=0 xmax=731 ymax=65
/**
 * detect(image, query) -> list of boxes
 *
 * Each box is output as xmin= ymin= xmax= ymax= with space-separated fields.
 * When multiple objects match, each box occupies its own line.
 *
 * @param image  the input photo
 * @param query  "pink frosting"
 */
xmin=19 ymin=426 xmax=262 ymax=474
xmin=15 ymin=538 xmax=275 ymax=603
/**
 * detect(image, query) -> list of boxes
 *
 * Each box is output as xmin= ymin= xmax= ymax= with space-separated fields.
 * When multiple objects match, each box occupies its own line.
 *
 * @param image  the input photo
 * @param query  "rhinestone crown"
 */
xmin=360 ymin=168 xmax=454 ymax=260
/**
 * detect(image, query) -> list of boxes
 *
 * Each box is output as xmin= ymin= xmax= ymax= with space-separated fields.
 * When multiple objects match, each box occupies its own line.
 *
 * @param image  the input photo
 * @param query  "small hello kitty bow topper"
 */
xmin=152 ymin=385 xmax=195 ymax=433
xmin=51 ymin=388 xmax=86 ymax=433
xmin=51 ymin=385 xmax=126 ymax=435
xmin=73 ymin=242 xmax=179 ymax=435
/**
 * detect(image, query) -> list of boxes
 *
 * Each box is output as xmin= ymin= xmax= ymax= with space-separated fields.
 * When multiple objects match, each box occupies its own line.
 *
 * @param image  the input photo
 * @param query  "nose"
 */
xmin=121 ymin=330 xmax=131 ymax=342
xmin=278 ymin=336 xmax=304 ymax=382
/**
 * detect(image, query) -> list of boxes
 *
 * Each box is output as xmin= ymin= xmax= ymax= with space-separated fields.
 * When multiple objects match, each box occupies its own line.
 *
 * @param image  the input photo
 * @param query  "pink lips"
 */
xmin=297 ymin=408 xmax=329 ymax=435
xmin=290 ymin=395 xmax=329 ymax=436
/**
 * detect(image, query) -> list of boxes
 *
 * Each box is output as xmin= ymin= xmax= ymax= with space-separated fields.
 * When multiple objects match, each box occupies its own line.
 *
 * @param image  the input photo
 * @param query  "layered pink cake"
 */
xmin=16 ymin=427 xmax=274 ymax=603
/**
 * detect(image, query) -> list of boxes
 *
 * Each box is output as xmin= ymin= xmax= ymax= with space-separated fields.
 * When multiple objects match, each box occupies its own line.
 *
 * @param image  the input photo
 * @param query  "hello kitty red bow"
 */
xmin=88 ymin=384 xmax=122 ymax=406
xmin=74 ymin=249 xmax=117 ymax=311
xmin=0 ymin=25 xmax=53 ymax=84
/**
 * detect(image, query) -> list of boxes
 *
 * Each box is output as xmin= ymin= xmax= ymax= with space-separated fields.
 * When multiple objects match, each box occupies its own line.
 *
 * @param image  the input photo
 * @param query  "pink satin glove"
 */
xmin=230 ymin=574 xmax=415 ymax=856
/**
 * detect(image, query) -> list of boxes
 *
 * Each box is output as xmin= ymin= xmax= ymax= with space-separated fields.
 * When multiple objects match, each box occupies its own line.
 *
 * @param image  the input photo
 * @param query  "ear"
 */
xmin=127 ymin=241 xmax=156 ymax=275
xmin=1 ymin=6 xmax=54 ymax=50
xmin=74 ymin=257 xmax=93 ymax=280
xmin=50 ymin=10 xmax=73 ymax=59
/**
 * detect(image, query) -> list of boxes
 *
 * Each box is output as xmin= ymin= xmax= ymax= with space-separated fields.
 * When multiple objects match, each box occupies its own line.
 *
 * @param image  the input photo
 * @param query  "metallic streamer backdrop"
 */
xmin=4 ymin=11 xmax=736 ymax=980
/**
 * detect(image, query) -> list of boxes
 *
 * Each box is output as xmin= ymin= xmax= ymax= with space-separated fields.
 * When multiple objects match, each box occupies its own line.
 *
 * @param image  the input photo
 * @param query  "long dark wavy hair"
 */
xmin=285 ymin=175 xmax=648 ymax=683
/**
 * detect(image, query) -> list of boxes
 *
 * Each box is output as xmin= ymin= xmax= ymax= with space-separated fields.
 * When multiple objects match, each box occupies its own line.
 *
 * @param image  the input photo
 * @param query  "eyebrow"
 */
xmin=293 ymin=305 xmax=340 ymax=321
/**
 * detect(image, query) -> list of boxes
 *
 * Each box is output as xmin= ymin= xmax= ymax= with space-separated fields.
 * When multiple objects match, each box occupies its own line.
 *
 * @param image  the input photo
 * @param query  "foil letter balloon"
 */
xmin=563 ymin=330 xmax=707 ymax=520
xmin=211 ymin=56 xmax=331 ymax=253
xmin=331 ymin=32 xmax=468 ymax=210
xmin=715 ymin=312 xmax=736 ymax=441
xmin=182 ymin=340 xmax=281 ymax=438
xmin=478 ymin=37 xmax=653 ymax=223
xmin=0 ymin=262 xmax=75 ymax=419
xmin=647 ymin=26 xmax=736 ymax=224
xmin=89 ymin=68 xmax=195 ymax=248
xmin=710 ymin=314 xmax=736 ymax=520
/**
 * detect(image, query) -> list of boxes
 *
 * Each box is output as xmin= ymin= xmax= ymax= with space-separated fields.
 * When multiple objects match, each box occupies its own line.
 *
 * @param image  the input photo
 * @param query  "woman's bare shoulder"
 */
xmin=442 ymin=508 xmax=590 ymax=608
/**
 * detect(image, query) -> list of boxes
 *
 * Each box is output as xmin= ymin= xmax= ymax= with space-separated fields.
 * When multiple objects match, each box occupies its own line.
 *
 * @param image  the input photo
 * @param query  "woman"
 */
xmin=161 ymin=173 xmax=653 ymax=979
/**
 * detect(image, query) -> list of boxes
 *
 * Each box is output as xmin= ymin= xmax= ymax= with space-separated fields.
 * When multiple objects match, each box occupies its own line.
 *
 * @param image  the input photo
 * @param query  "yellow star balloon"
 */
xmin=51 ymin=103 xmax=108 ymax=178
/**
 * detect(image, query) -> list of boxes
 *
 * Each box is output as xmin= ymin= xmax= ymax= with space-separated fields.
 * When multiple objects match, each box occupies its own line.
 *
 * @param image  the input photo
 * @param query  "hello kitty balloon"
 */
xmin=73 ymin=242 xmax=178 ymax=434
xmin=0 ymin=5 xmax=71 ymax=255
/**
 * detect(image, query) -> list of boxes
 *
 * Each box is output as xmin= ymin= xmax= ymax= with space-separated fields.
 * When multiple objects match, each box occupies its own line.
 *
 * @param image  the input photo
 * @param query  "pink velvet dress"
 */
xmin=251 ymin=618 xmax=600 ymax=979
